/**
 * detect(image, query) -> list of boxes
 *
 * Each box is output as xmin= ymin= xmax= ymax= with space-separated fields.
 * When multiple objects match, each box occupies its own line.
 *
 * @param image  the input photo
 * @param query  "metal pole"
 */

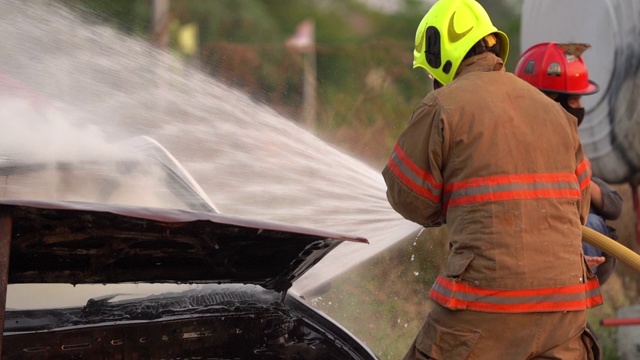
xmin=601 ymin=317 xmax=640 ymax=327
xmin=285 ymin=19 xmax=317 ymax=130
xmin=152 ymin=0 xmax=170 ymax=49
xmin=302 ymin=48 xmax=317 ymax=130
xmin=0 ymin=212 xmax=13 ymax=354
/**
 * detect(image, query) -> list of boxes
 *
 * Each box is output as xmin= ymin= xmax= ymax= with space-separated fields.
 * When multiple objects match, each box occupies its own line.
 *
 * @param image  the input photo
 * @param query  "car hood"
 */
xmin=0 ymin=199 xmax=367 ymax=293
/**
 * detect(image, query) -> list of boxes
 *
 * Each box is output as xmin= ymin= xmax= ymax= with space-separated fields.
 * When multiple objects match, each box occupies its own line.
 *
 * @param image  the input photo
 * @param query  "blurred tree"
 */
xmin=60 ymin=0 xmax=151 ymax=34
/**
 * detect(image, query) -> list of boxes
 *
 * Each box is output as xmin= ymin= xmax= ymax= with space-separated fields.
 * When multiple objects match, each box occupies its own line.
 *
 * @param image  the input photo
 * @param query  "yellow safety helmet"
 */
xmin=413 ymin=0 xmax=509 ymax=86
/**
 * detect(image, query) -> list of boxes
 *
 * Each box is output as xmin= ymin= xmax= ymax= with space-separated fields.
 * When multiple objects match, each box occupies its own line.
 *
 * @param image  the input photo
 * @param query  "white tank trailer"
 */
xmin=521 ymin=0 xmax=640 ymax=185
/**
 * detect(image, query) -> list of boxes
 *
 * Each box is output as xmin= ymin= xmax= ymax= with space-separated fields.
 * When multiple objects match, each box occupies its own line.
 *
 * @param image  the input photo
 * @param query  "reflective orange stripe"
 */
xmin=444 ymin=173 xmax=582 ymax=208
xmin=388 ymin=145 xmax=589 ymax=207
xmin=429 ymin=275 xmax=603 ymax=313
xmin=387 ymin=144 xmax=442 ymax=202
xmin=575 ymin=158 xmax=590 ymax=191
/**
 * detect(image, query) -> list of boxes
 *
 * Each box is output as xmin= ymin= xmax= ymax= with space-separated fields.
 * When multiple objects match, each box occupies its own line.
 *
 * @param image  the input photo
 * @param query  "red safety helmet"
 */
xmin=515 ymin=42 xmax=599 ymax=95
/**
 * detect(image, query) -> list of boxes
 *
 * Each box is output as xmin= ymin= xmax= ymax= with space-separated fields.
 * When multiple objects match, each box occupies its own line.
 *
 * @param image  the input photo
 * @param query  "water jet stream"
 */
xmin=0 ymin=0 xmax=422 ymax=298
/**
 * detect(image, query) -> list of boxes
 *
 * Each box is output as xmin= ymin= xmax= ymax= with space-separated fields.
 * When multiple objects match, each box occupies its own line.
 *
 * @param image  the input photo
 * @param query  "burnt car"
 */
xmin=0 ymin=136 xmax=377 ymax=359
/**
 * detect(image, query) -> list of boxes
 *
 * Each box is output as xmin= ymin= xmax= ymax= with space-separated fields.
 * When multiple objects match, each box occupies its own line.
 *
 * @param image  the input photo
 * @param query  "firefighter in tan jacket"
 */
xmin=382 ymin=0 xmax=603 ymax=359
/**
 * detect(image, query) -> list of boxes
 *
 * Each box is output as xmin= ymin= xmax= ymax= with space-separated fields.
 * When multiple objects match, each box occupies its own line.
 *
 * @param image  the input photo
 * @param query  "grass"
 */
xmin=313 ymin=226 xmax=447 ymax=359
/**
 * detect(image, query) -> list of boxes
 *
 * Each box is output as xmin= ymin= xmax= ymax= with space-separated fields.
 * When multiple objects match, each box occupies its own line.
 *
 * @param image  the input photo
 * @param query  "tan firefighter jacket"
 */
xmin=383 ymin=52 xmax=602 ymax=313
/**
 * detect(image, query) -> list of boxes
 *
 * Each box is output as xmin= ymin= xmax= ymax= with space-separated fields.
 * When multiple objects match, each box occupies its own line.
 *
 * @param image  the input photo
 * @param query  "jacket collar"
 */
xmin=455 ymin=52 xmax=505 ymax=79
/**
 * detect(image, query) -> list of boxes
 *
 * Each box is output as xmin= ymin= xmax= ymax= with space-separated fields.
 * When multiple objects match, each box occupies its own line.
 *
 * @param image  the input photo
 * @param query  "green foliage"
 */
xmin=172 ymin=0 xmax=282 ymax=44
xmin=59 ymin=0 xmax=151 ymax=34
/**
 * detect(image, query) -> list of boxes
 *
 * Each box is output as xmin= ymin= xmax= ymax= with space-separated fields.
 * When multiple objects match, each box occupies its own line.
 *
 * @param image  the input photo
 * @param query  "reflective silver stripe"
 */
xmin=445 ymin=181 xmax=579 ymax=201
xmin=390 ymin=151 xmax=441 ymax=197
xmin=576 ymin=170 xmax=589 ymax=184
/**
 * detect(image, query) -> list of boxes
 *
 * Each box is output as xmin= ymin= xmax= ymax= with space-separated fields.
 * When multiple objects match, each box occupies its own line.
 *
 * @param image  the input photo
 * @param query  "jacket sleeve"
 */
xmin=575 ymin=141 xmax=591 ymax=225
xmin=382 ymin=100 xmax=447 ymax=227
xmin=591 ymin=177 xmax=623 ymax=221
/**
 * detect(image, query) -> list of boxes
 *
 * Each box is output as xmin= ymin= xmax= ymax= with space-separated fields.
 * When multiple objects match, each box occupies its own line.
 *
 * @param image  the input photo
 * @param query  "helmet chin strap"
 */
xmin=433 ymin=78 xmax=443 ymax=90
xmin=428 ymin=73 xmax=444 ymax=90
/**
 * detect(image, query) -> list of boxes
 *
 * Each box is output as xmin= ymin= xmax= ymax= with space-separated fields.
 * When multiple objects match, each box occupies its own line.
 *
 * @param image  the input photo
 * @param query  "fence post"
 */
xmin=286 ymin=20 xmax=317 ymax=130
xmin=152 ymin=0 xmax=170 ymax=49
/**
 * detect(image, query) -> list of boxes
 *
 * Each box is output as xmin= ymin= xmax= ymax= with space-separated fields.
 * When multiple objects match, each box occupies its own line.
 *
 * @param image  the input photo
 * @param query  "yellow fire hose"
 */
xmin=582 ymin=226 xmax=640 ymax=273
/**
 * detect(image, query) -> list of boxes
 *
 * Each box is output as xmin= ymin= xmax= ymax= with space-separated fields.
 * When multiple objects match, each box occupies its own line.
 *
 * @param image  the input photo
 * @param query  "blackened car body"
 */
xmin=0 ymin=136 xmax=377 ymax=359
